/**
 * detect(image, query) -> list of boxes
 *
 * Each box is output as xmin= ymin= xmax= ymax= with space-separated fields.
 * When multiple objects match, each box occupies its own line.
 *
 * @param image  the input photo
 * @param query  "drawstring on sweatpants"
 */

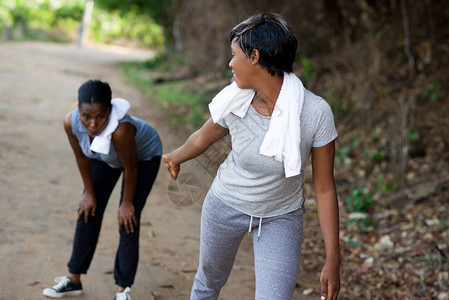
xmin=248 ymin=216 xmax=263 ymax=241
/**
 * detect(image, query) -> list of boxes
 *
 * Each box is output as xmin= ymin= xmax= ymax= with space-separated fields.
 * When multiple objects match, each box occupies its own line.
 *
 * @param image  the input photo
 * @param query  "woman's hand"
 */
xmin=162 ymin=154 xmax=180 ymax=180
xmin=320 ymin=257 xmax=341 ymax=300
xmin=161 ymin=119 xmax=228 ymax=181
xmin=78 ymin=192 xmax=97 ymax=223
xmin=117 ymin=202 xmax=137 ymax=234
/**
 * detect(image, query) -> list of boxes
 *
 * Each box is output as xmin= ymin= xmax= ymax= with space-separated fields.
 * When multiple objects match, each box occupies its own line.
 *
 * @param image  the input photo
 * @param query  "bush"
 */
xmin=0 ymin=0 xmax=163 ymax=47
xmin=345 ymin=187 xmax=374 ymax=213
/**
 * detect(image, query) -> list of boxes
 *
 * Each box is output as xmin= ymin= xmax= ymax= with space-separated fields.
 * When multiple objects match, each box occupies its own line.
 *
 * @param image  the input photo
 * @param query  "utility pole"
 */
xmin=77 ymin=0 xmax=94 ymax=48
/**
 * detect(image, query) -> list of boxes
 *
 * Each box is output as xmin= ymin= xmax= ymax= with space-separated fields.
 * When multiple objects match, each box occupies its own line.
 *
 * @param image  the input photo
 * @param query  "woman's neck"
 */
xmin=251 ymin=74 xmax=283 ymax=116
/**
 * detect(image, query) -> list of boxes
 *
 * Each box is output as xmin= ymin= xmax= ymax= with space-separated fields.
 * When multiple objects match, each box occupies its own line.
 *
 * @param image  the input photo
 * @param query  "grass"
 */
xmin=120 ymin=56 xmax=211 ymax=127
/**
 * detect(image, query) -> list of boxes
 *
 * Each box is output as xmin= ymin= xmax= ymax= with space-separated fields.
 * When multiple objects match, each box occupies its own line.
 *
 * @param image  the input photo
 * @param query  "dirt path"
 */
xmin=0 ymin=42 xmax=315 ymax=300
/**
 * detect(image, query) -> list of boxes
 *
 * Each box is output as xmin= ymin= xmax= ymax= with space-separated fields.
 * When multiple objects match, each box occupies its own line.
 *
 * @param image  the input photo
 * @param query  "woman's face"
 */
xmin=229 ymin=39 xmax=254 ymax=89
xmin=79 ymin=102 xmax=111 ymax=137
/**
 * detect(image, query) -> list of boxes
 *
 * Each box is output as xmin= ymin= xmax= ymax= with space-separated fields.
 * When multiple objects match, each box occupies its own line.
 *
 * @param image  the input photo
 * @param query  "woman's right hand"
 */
xmin=162 ymin=154 xmax=180 ymax=180
xmin=78 ymin=192 xmax=97 ymax=223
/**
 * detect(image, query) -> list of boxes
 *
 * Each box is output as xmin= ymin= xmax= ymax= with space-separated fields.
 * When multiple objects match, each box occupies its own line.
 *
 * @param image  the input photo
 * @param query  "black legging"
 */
xmin=67 ymin=156 xmax=160 ymax=288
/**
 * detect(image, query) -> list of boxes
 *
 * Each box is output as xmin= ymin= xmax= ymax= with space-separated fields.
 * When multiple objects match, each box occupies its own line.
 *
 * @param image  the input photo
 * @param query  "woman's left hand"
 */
xmin=320 ymin=257 xmax=341 ymax=300
xmin=117 ymin=202 xmax=138 ymax=234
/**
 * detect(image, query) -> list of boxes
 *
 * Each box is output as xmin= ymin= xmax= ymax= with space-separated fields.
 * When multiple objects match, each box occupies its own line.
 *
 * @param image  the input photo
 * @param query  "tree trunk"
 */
xmin=77 ymin=0 xmax=94 ymax=48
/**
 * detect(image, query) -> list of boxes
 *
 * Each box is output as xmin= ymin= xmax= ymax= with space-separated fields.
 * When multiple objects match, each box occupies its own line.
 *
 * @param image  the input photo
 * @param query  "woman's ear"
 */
xmin=250 ymin=49 xmax=260 ymax=65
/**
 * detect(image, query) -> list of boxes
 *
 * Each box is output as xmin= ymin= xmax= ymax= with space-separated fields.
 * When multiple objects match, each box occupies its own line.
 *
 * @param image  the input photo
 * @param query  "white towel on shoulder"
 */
xmin=90 ymin=98 xmax=131 ymax=155
xmin=208 ymin=72 xmax=304 ymax=178
xmin=208 ymin=81 xmax=255 ymax=120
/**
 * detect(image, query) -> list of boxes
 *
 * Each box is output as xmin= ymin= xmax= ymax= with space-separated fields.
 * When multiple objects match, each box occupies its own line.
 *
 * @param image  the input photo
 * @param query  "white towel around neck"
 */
xmin=208 ymin=72 xmax=304 ymax=178
xmin=90 ymin=98 xmax=131 ymax=155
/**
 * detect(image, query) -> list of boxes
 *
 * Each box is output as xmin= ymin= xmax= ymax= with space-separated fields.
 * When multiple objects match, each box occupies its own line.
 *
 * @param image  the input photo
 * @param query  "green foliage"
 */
xmin=89 ymin=7 xmax=163 ymax=48
xmin=336 ymin=134 xmax=360 ymax=167
xmin=120 ymin=60 xmax=151 ymax=92
xmin=375 ymin=174 xmax=398 ymax=194
xmin=371 ymin=129 xmax=380 ymax=143
xmin=415 ymin=186 xmax=437 ymax=200
xmin=1 ymin=0 xmax=31 ymax=38
xmin=335 ymin=145 xmax=352 ymax=167
xmin=422 ymin=83 xmax=441 ymax=101
xmin=143 ymin=52 xmax=185 ymax=70
xmin=345 ymin=187 xmax=374 ymax=213
xmin=155 ymin=82 xmax=207 ymax=125
xmin=96 ymin=0 xmax=179 ymax=50
xmin=372 ymin=151 xmax=384 ymax=163
xmin=408 ymin=129 xmax=419 ymax=143
xmin=418 ymin=254 xmax=442 ymax=263
xmin=96 ymin=0 xmax=178 ymax=24
xmin=224 ymin=69 xmax=233 ymax=79
xmin=408 ymin=128 xmax=426 ymax=158
xmin=326 ymin=87 xmax=351 ymax=120
xmin=155 ymin=82 xmax=200 ymax=105
xmin=438 ymin=218 xmax=446 ymax=232
xmin=347 ymin=218 xmax=373 ymax=232
xmin=0 ymin=0 xmax=163 ymax=47
xmin=120 ymin=58 xmax=209 ymax=127
xmin=144 ymin=53 xmax=168 ymax=69
xmin=1 ymin=0 xmax=84 ymax=41
xmin=298 ymin=55 xmax=318 ymax=86
xmin=0 ymin=6 xmax=13 ymax=28
xmin=52 ymin=4 xmax=83 ymax=25
xmin=5 ymin=0 xmax=31 ymax=24
xmin=347 ymin=239 xmax=361 ymax=247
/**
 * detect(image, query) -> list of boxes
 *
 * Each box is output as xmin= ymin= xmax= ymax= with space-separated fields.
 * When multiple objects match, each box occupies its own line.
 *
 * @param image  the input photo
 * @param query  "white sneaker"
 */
xmin=43 ymin=276 xmax=83 ymax=298
xmin=114 ymin=287 xmax=131 ymax=300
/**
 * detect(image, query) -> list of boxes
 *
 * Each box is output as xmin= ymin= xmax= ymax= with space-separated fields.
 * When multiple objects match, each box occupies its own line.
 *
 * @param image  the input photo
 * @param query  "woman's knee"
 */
xmin=194 ymin=264 xmax=229 ymax=294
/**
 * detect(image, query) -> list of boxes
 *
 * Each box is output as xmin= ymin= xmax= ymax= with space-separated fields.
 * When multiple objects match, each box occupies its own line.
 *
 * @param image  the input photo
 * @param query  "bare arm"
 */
xmin=162 ymin=118 xmax=228 ymax=180
xmin=112 ymin=122 xmax=139 ymax=233
xmin=64 ymin=112 xmax=96 ymax=222
xmin=311 ymin=140 xmax=341 ymax=300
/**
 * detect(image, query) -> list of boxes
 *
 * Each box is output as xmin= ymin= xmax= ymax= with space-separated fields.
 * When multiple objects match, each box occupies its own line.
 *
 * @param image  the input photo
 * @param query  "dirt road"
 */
xmin=0 ymin=42 xmax=315 ymax=300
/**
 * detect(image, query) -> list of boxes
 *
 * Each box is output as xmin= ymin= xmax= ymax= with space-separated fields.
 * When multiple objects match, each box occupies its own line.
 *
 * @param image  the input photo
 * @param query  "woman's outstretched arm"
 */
xmin=162 ymin=118 xmax=228 ymax=180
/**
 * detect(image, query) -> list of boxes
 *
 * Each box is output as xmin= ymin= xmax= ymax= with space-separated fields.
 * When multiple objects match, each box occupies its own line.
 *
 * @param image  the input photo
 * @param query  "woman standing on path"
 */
xmin=162 ymin=13 xmax=341 ymax=300
xmin=43 ymin=80 xmax=162 ymax=300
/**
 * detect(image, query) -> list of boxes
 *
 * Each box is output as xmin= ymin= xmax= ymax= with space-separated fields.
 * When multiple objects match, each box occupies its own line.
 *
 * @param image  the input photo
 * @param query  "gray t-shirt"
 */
xmin=71 ymin=108 xmax=162 ymax=168
xmin=211 ymin=89 xmax=338 ymax=217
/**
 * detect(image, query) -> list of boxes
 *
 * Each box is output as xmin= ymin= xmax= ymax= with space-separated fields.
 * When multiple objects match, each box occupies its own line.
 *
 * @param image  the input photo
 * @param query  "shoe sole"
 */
xmin=43 ymin=289 xmax=83 ymax=298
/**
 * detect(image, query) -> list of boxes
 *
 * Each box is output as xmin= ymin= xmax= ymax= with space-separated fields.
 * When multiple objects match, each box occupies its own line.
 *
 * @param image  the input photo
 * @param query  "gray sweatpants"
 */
xmin=191 ymin=189 xmax=305 ymax=300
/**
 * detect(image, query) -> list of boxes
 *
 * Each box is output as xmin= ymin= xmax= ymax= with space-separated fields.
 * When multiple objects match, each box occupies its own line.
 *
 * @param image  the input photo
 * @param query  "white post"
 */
xmin=77 ymin=0 xmax=94 ymax=48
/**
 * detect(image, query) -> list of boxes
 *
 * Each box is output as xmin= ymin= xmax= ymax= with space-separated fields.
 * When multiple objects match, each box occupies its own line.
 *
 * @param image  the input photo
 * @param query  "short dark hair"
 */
xmin=230 ymin=13 xmax=297 ymax=77
xmin=78 ymin=79 xmax=112 ymax=107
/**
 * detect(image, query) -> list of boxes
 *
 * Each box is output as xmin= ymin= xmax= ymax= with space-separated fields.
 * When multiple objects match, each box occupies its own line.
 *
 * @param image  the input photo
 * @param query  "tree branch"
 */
xmin=400 ymin=0 xmax=415 ymax=80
